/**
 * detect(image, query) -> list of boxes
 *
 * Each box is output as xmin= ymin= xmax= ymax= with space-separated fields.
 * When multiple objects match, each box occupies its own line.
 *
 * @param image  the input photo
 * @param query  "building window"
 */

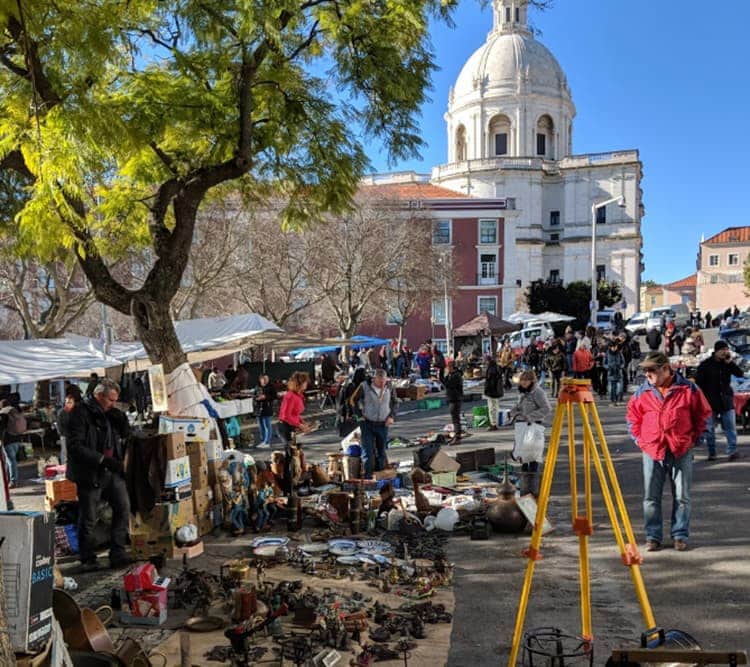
xmin=549 ymin=269 xmax=560 ymax=284
xmin=494 ymin=133 xmax=508 ymax=156
xmin=708 ymin=254 xmax=719 ymax=267
xmin=432 ymin=338 xmax=448 ymax=353
xmin=710 ymin=275 xmax=719 ymax=284
xmin=650 ymin=296 xmax=656 ymax=307
xmin=478 ymin=296 xmax=497 ymax=316
xmin=432 ymin=220 xmax=451 ymax=245
xmin=728 ymin=253 xmax=739 ymax=266
xmin=536 ymin=133 xmax=546 ymax=156
xmin=550 ymin=210 xmax=560 ymax=226
xmin=549 ymin=233 xmax=559 ymax=242
xmin=479 ymin=253 xmax=497 ymax=284
xmin=432 ymin=298 xmax=449 ymax=325
xmin=595 ymin=206 xmax=607 ymax=224
xmin=596 ymin=264 xmax=606 ymax=282
xmin=479 ymin=219 xmax=497 ymax=244
xmin=515 ymin=7 xmax=520 ymax=22
xmin=505 ymin=6 xmax=510 ymax=22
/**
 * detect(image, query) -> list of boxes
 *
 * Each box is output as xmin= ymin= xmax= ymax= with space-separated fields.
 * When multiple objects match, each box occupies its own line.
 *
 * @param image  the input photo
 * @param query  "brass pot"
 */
xmin=66 ymin=606 xmax=115 ymax=654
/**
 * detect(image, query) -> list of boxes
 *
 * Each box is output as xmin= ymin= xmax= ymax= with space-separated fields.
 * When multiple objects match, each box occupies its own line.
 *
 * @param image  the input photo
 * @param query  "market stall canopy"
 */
xmin=0 ymin=337 xmax=124 ymax=385
xmin=507 ymin=311 xmax=575 ymax=325
xmin=453 ymin=312 xmax=518 ymax=337
xmin=289 ymin=335 xmax=393 ymax=359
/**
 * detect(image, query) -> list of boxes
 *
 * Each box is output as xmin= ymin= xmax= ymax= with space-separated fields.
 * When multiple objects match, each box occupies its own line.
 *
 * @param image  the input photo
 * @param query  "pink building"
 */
xmin=357 ymin=178 xmax=513 ymax=352
xmin=696 ymin=227 xmax=750 ymax=315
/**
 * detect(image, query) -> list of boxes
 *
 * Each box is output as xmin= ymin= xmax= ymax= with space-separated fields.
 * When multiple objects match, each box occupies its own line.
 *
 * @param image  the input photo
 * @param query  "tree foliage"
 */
xmin=0 ymin=0 xmax=456 ymax=371
xmin=526 ymin=279 xmax=622 ymax=330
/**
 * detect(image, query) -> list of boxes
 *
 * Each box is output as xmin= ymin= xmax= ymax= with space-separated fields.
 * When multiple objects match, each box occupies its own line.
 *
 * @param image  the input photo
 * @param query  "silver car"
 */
xmin=625 ymin=312 xmax=648 ymax=335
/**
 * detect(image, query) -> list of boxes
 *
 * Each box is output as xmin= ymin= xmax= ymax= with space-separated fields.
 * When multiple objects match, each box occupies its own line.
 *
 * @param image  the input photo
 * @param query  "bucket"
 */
xmin=522 ymin=627 xmax=594 ymax=666
xmin=640 ymin=628 xmax=700 ymax=667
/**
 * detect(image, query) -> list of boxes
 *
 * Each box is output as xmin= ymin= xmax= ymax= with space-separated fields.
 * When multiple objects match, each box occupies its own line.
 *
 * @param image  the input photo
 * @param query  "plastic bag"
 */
xmin=513 ymin=422 xmax=545 ymax=463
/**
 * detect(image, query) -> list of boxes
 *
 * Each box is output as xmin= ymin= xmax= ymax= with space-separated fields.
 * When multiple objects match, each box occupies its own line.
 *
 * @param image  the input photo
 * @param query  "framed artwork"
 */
xmin=148 ymin=363 xmax=168 ymax=413
xmin=516 ymin=494 xmax=555 ymax=535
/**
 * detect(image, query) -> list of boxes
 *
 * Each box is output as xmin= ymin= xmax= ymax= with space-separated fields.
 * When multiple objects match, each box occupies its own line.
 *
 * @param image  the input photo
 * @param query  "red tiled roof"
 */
xmin=360 ymin=182 xmax=470 ymax=200
xmin=703 ymin=226 xmax=750 ymax=245
xmin=664 ymin=274 xmax=697 ymax=290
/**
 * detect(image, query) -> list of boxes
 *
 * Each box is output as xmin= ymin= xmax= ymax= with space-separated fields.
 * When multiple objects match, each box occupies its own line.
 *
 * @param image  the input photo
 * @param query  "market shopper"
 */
xmin=483 ymin=358 xmax=504 ymax=431
xmin=443 ymin=361 xmax=464 ymax=444
xmin=67 ymin=379 xmax=131 ymax=570
xmin=509 ymin=370 xmax=551 ymax=496
xmin=626 ymin=351 xmax=711 ymax=551
xmin=544 ymin=341 xmax=566 ymax=397
xmin=694 ymin=340 xmax=744 ymax=461
xmin=1 ymin=392 xmax=25 ymax=488
xmin=254 ymin=375 xmax=278 ymax=448
xmin=498 ymin=340 xmax=515 ymax=389
xmin=350 ymin=369 xmax=397 ymax=477
xmin=605 ymin=340 xmax=626 ymax=406
xmin=278 ymin=372 xmax=313 ymax=494
xmin=57 ymin=385 xmax=83 ymax=464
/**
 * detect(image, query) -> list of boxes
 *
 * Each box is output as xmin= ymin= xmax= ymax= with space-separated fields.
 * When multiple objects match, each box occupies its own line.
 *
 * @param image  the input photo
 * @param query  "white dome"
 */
xmin=451 ymin=31 xmax=571 ymax=107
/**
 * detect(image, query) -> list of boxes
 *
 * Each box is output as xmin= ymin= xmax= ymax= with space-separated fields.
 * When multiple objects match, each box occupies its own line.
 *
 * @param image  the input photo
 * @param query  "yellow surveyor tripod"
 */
xmin=507 ymin=379 xmax=656 ymax=666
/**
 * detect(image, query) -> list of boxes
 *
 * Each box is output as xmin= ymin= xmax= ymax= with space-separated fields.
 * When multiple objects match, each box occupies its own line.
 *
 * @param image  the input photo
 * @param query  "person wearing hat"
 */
xmin=626 ymin=351 xmax=711 ymax=552
xmin=694 ymin=340 xmax=745 ymax=462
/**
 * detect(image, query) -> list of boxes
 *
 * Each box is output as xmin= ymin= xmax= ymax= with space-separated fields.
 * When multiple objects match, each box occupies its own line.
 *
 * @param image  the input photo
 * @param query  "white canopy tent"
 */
xmin=0 ymin=338 xmax=124 ymax=385
xmin=507 ymin=311 xmax=576 ymax=325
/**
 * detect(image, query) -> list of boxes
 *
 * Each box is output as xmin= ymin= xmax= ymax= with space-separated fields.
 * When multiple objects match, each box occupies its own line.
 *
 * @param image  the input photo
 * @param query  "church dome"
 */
xmin=451 ymin=30 xmax=571 ymax=109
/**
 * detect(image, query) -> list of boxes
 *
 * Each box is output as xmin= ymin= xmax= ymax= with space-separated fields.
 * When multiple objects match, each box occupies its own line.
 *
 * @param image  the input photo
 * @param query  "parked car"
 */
xmin=719 ymin=327 xmax=750 ymax=362
xmin=595 ymin=309 xmax=617 ymax=331
xmin=645 ymin=305 xmax=690 ymax=331
xmin=508 ymin=323 xmax=555 ymax=355
xmin=625 ymin=312 xmax=648 ymax=335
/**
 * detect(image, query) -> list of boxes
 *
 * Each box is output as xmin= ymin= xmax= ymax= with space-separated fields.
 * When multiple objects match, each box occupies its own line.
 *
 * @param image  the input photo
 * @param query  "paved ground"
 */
xmin=12 ymin=329 xmax=750 ymax=664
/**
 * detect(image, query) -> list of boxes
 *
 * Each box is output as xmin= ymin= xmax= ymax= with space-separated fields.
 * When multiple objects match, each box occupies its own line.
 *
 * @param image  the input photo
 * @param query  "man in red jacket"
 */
xmin=626 ymin=351 xmax=711 ymax=552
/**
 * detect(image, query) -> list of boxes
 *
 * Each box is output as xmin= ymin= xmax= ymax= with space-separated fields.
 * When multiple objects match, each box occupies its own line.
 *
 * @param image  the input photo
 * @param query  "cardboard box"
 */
xmin=186 ymin=441 xmax=209 ymax=489
xmin=373 ymin=468 xmax=397 ymax=481
xmin=130 ymin=499 xmax=195 ymax=537
xmin=0 ymin=512 xmax=55 ymax=653
xmin=207 ymin=460 xmax=223 ymax=486
xmin=204 ymin=439 xmax=223 ymax=461
xmin=197 ymin=514 xmax=215 ymax=537
xmin=164 ymin=456 xmax=191 ymax=488
xmin=455 ymin=448 xmax=496 ymax=473
xmin=163 ymin=432 xmax=186 ymax=460
xmin=192 ymin=488 xmax=212 ymax=519
xmin=427 ymin=449 xmax=461 ymax=474
xmin=167 ymin=540 xmax=204 ymax=560
xmin=158 ymin=415 xmax=213 ymax=442
xmin=44 ymin=479 xmax=77 ymax=505
xmin=407 ymin=385 xmax=427 ymax=400
xmin=130 ymin=532 xmax=172 ymax=560
xmin=160 ymin=483 xmax=192 ymax=504
xmin=119 ymin=587 xmax=168 ymax=625
xmin=429 ymin=470 xmax=457 ymax=487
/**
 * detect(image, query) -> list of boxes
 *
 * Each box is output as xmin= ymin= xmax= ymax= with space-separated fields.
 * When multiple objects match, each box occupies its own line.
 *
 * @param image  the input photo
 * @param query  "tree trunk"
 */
xmin=131 ymin=293 xmax=187 ymax=374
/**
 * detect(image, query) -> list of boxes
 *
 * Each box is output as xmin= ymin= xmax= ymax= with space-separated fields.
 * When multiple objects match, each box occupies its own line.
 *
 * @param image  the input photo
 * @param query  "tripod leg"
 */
xmin=582 ymin=402 xmax=658 ymax=631
xmin=507 ymin=403 xmax=566 ymax=666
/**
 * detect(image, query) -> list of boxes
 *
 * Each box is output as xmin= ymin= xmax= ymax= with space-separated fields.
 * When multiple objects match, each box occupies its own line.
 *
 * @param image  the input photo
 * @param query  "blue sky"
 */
xmin=364 ymin=0 xmax=750 ymax=285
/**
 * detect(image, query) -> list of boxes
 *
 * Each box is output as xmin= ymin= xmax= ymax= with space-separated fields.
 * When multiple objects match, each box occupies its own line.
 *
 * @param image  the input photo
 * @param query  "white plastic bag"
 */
xmin=513 ymin=422 xmax=545 ymax=463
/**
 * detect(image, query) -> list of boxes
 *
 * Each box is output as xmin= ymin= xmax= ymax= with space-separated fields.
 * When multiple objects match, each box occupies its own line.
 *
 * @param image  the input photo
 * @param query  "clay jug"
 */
xmin=487 ymin=458 xmax=527 ymax=533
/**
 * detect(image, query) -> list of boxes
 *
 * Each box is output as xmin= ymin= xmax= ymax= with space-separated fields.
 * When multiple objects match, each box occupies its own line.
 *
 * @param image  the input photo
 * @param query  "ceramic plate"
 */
xmin=298 ymin=542 xmax=329 ymax=554
xmin=336 ymin=556 xmax=360 ymax=566
xmin=355 ymin=540 xmax=393 ymax=555
xmin=253 ymin=545 xmax=281 ymax=558
xmin=250 ymin=536 xmax=289 ymax=548
xmin=328 ymin=538 xmax=357 ymax=550
xmin=330 ymin=545 xmax=358 ymax=557
xmin=355 ymin=552 xmax=390 ymax=566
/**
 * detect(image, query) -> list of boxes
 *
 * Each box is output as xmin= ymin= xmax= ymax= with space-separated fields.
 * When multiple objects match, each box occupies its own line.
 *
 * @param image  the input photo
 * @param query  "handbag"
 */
xmin=513 ymin=422 xmax=545 ymax=463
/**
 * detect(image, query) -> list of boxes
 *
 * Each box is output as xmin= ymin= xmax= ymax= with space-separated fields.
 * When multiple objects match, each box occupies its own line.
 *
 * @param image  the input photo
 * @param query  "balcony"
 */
xmin=476 ymin=273 xmax=499 ymax=286
xmin=432 ymin=157 xmax=547 ymax=181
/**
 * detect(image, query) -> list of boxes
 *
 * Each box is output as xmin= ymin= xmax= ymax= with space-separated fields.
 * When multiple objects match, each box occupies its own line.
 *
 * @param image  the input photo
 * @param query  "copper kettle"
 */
xmin=486 ymin=455 xmax=527 ymax=533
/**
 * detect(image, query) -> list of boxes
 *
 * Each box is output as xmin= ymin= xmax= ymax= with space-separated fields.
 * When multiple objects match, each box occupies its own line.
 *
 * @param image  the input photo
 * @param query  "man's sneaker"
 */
xmin=110 ymin=555 xmax=134 ymax=569
xmin=706 ymin=454 xmax=717 ymax=461
xmin=255 ymin=443 xmax=271 ymax=449
xmin=645 ymin=540 xmax=660 ymax=552
xmin=728 ymin=452 xmax=741 ymax=462
xmin=673 ymin=539 xmax=688 ymax=551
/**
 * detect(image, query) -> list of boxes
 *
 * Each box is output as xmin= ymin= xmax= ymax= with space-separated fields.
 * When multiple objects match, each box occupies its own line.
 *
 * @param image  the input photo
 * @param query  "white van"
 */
xmin=646 ymin=305 xmax=690 ymax=331
xmin=508 ymin=323 xmax=555 ymax=354
xmin=595 ymin=309 xmax=617 ymax=331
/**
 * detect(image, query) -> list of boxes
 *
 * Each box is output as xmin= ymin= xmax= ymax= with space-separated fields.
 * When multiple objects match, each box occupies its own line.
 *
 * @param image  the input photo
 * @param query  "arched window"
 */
xmin=536 ymin=114 xmax=554 ymax=158
xmin=488 ymin=114 xmax=512 ymax=156
xmin=455 ymin=125 xmax=467 ymax=162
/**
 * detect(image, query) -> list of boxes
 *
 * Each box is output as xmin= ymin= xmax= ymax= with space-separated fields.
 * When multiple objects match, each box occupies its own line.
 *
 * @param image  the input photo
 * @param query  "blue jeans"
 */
xmin=258 ymin=415 xmax=272 ymax=444
xmin=3 ymin=442 xmax=20 ymax=484
xmin=703 ymin=410 xmax=737 ymax=456
xmin=360 ymin=421 xmax=388 ymax=478
xmin=608 ymin=374 xmax=623 ymax=403
xmin=642 ymin=450 xmax=692 ymax=544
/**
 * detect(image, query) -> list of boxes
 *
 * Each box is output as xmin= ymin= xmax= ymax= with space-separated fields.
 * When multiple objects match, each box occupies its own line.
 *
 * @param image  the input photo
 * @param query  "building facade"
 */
xmin=696 ymin=226 xmax=750 ymax=314
xmin=360 ymin=0 xmax=645 ymax=347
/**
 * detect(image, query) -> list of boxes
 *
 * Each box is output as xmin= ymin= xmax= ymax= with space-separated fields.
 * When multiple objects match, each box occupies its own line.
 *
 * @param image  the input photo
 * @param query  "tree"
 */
xmin=0 ymin=0 xmax=456 ymax=372
xmin=526 ymin=279 xmax=622 ymax=329
xmin=302 ymin=194 xmax=434 ymax=338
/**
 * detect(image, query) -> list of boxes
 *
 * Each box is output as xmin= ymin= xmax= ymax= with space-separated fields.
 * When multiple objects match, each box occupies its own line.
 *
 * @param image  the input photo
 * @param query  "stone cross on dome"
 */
xmin=493 ymin=0 xmax=531 ymax=36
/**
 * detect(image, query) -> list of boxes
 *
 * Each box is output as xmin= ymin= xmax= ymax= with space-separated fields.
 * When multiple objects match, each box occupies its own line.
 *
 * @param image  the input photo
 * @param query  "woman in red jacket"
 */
xmin=572 ymin=341 xmax=595 ymax=380
xmin=278 ymin=372 xmax=312 ymax=495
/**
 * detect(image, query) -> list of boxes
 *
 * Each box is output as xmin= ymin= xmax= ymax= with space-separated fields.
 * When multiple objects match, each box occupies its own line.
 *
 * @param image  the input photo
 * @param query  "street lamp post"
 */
xmin=590 ymin=196 xmax=626 ymax=328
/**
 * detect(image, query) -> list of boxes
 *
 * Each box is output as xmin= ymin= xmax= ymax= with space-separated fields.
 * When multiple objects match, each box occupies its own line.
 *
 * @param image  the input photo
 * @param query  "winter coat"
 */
xmin=255 ymin=383 xmax=277 ymax=417
xmin=511 ymin=384 xmax=551 ymax=424
xmin=483 ymin=363 xmax=504 ymax=398
xmin=645 ymin=329 xmax=662 ymax=351
xmin=604 ymin=349 xmax=625 ymax=373
xmin=66 ymin=398 xmax=129 ymax=487
xmin=279 ymin=390 xmax=305 ymax=428
xmin=694 ymin=355 xmax=745 ymax=414
xmin=444 ymin=369 xmax=464 ymax=403
xmin=626 ymin=373 xmax=711 ymax=462
xmin=545 ymin=351 xmax=566 ymax=374
xmin=573 ymin=348 xmax=594 ymax=373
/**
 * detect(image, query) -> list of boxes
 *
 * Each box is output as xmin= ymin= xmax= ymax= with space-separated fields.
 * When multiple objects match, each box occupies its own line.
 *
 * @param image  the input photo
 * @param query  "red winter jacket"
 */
xmin=572 ymin=348 xmax=594 ymax=373
xmin=626 ymin=373 xmax=711 ymax=461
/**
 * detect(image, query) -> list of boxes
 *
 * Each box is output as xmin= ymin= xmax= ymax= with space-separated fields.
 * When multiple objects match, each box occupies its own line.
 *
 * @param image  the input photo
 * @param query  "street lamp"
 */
xmin=590 ymin=196 xmax=626 ymax=328
xmin=437 ymin=253 xmax=452 ymax=358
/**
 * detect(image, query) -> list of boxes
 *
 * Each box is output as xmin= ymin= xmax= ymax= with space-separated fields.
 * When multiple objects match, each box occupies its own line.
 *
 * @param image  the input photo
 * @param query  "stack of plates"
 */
xmin=250 ymin=536 xmax=289 ymax=549
xmin=298 ymin=542 xmax=329 ymax=555
xmin=328 ymin=539 xmax=358 ymax=557
xmin=356 ymin=540 xmax=394 ymax=556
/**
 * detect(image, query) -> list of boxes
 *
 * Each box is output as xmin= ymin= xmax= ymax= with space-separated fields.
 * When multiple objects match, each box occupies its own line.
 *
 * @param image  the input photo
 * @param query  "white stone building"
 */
xmin=426 ymin=0 xmax=645 ymax=317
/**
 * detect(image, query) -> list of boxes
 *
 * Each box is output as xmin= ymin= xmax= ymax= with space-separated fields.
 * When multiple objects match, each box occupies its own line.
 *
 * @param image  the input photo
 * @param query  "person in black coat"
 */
xmin=254 ymin=374 xmax=278 ymax=448
xmin=67 ymin=378 xmax=131 ymax=571
xmin=694 ymin=340 xmax=744 ymax=461
xmin=444 ymin=361 xmax=464 ymax=444
xmin=645 ymin=328 xmax=662 ymax=352
xmin=483 ymin=359 xmax=504 ymax=431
